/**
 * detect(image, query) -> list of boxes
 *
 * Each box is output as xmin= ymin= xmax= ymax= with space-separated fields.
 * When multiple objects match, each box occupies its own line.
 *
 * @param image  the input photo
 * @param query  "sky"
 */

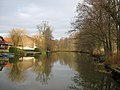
xmin=0 ymin=0 xmax=83 ymax=39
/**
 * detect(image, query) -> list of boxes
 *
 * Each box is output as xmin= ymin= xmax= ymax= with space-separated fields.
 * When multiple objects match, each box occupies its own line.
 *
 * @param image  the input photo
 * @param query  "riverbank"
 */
xmin=93 ymin=54 xmax=120 ymax=83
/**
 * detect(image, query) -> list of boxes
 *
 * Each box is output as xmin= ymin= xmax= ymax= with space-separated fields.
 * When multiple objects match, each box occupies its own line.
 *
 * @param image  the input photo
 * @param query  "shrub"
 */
xmin=34 ymin=48 xmax=41 ymax=52
xmin=16 ymin=48 xmax=24 ymax=55
xmin=9 ymin=47 xmax=24 ymax=55
xmin=9 ymin=47 xmax=17 ymax=53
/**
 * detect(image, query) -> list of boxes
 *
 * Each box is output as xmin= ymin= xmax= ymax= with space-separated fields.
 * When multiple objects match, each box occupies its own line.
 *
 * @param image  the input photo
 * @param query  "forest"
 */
xmin=68 ymin=0 xmax=120 ymax=67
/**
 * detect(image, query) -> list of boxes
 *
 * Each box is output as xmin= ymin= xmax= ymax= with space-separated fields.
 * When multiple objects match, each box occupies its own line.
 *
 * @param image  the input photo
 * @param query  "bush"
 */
xmin=9 ymin=47 xmax=17 ymax=53
xmin=16 ymin=48 xmax=24 ymax=55
xmin=34 ymin=48 xmax=41 ymax=52
xmin=9 ymin=47 xmax=24 ymax=55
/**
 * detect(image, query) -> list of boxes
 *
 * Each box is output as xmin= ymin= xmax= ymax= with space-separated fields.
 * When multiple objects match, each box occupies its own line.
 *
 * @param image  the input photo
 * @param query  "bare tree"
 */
xmin=101 ymin=0 xmax=120 ymax=52
xmin=9 ymin=28 xmax=26 ymax=47
xmin=71 ymin=0 xmax=117 ymax=55
xmin=36 ymin=21 xmax=53 ymax=51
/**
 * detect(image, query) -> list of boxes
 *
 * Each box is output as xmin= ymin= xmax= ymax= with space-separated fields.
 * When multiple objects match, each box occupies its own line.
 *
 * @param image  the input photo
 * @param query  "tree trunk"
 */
xmin=108 ymin=15 xmax=112 ymax=53
xmin=117 ymin=25 xmax=120 ymax=53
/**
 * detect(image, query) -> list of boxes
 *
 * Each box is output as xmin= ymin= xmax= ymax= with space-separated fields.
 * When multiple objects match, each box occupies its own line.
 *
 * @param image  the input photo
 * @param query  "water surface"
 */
xmin=0 ymin=52 xmax=119 ymax=90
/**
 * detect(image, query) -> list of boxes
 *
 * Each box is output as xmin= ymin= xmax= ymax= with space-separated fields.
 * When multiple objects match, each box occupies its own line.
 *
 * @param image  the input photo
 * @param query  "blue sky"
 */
xmin=0 ymin=0 xmax=83 ymax=39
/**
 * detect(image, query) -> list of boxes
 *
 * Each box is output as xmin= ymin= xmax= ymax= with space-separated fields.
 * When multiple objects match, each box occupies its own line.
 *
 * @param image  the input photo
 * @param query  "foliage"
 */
xmin=9 ymin=47 xmax=24 ymax=55
xmin=34 ymin=48 xmax=41 ymax=52
xmin=9 ymin=47 xmax=17 ymax=53
xmin=0 ymin=50 xmax=9 ymax=53
xmin=56 ymin=37 xmax=75 ymax=51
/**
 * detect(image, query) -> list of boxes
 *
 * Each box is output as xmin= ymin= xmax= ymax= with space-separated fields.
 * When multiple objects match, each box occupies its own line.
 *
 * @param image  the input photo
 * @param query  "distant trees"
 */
xmin=55 ymin=37 xmax=75 ymax=51
xmin=71 ymin=0 xmax=120 ymax=55
xmin=36 ymin=21 xmax=53 ymax=51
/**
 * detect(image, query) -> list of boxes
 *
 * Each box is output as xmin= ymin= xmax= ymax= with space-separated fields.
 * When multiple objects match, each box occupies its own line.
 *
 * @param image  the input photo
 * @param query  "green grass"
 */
xmin=0 ymin=49 xmax=9 ymax=53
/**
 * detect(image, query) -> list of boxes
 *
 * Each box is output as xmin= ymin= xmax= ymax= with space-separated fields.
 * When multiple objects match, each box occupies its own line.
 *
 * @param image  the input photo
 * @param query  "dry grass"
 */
xmin=107 ymin=53 xmax=120 ymax=67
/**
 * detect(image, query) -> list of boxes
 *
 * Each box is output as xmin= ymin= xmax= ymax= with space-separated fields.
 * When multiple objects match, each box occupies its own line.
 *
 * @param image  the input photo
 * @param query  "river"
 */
xmin=0 ymin=52 xmax=119 ymax=90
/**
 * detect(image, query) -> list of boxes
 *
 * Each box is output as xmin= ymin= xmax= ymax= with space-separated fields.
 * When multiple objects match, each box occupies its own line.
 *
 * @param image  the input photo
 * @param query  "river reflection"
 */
xmin=0 ymin=52 xmax=119 ymax=90
xmin=32 ymin=54 xmax=54 ymax=85
xmin=67 ymin=53 xmax=120 ymax=90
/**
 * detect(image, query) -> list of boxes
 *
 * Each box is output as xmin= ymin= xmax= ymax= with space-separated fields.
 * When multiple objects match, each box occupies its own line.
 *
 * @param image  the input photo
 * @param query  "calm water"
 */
xmin=0 ymin=52 xmax=120 ymax=90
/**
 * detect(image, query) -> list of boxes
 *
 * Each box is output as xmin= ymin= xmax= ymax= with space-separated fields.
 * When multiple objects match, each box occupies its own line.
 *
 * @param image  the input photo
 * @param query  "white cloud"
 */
xmin=19 ymin=12 xmax=32 ymax=19
xmin=0 ymin=0 xmax=82 ymax=39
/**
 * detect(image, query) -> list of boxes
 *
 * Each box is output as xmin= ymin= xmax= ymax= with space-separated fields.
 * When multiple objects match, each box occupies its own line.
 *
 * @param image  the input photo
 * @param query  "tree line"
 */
xmin=9 ymin=21 xmax=55 ymax=52
xmin=71 ymin=0 xmax=120 ymax=56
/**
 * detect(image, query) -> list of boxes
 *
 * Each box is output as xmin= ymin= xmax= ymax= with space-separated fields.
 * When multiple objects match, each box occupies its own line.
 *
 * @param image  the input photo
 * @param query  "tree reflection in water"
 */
xmin=57 ymin=52 xmax=76 ymax=68
xmin=8 ymin=57 xmax=26 ymax=83
xmin=7 ymin=52 xmax=77 ymax=84
xmin=32 ymin=52 xmax=77 ymax=85
xmin=32 ymin=53 xmax=56 ymax=85
xmin=5 ymin=52 xmax=120 ymax=89
xmin=66 ymin=53 xmax=120 ymax=90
